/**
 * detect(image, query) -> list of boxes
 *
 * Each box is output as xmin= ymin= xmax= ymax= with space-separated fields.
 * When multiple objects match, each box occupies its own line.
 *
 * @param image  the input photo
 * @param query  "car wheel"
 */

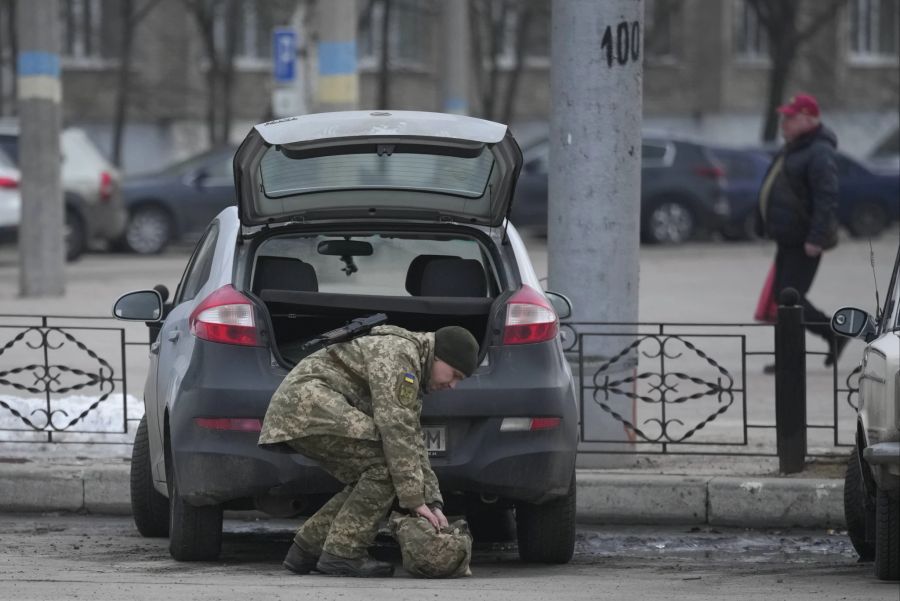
xmin=874 ymin=488 xmax=899 ymax=580
xmin=124 ymin=206 xmax=172 ymax=255
xmin=65 ymin=209 xmax=86 ymax=262
xmin=515 ymin=474 xmax=576 ymax=564
xmin=167 ymin=447 xmax=223 ymax=561
xmin=467 ymin=507 xmax=516 ymax=543
xmin=130 ymin=416 xmax=169 ymax=537
xmin=844 ymin=447 xmax=875 ymax=560
xmin=847 ymin=202 xmax=887 ymax=238
xmin=644 ymin=199 xmax=694 ymax=244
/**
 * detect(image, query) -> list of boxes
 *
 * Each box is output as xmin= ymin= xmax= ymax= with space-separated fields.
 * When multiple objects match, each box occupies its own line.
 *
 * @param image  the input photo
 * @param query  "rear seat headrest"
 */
xmin=405 ymin=254 xmax=461 ymax=296
xmin=419 ymin=258 xmax=487 ymax=297
xmin=253 ymin=256 xmax=318 ymax=293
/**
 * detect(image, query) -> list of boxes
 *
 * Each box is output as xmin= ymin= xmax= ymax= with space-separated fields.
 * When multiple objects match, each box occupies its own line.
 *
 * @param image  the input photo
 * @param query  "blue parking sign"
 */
xmin=272 ymin=28 xmax=296 ymax=83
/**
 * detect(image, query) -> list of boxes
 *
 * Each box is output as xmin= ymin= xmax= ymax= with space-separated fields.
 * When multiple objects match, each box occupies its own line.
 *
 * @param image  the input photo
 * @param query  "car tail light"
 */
xmin=500 ymin=417 xmax=562 ymax=432
xmin=189 ymin=285 xmax=262 ymax=346
xmin=194 ymin=417 xmax=262 ymax=432
xmin=99 ymin=171 xmax=115 ymax=203
xmin=0 ymin=176 xmax=18 ymax=189
xmin=503 ymin=285 xmax=559 ymax=345
xmin=694 ymin=165 xmax=725 ymax=180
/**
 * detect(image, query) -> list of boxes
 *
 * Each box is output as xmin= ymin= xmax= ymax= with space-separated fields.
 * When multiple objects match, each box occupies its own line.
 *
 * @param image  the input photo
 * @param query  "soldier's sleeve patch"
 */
xmin=396 ymin=372 xmax=419 ymax=407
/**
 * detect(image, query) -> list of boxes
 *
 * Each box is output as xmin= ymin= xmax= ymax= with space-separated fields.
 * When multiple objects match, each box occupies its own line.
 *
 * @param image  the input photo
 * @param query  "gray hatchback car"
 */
xmin=113 ymin=111 xmax=579 ymax=564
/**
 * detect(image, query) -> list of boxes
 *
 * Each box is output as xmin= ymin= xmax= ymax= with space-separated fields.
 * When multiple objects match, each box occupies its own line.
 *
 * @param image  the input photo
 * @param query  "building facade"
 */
xmin=0 ymin=0 xmax=896 ymax=173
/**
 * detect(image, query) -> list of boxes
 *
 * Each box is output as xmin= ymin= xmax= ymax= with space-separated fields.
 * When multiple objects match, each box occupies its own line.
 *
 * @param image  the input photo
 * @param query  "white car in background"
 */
xmin=0 ymin=122 xmax=127 ymax=260
xmin=832 ymin=242 xmax=900 ymax=581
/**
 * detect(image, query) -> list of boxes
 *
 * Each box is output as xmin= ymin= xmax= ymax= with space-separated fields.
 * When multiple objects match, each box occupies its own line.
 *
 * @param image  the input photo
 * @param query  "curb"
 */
xmin=0 ymin=464 xmax=845 ymax=528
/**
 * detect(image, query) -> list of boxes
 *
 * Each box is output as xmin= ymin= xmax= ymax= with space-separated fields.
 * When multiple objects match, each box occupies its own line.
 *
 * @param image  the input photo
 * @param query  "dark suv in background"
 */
xmin=510 ymin=135 xmax=730 ymax=243
xmin=114 ymin=111 xmax=579 ymax=565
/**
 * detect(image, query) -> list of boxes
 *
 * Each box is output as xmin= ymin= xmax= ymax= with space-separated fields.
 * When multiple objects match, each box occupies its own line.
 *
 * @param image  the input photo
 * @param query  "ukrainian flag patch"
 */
xmin=403 ymin=372 xmax=416 ymax=384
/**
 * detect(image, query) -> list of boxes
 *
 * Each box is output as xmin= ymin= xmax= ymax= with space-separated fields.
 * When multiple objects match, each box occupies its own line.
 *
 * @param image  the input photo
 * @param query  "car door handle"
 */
xmin=166 ymin=331 xmax=180 ymax=342
xmin=150 ymin=341 xmax=160 ymax=354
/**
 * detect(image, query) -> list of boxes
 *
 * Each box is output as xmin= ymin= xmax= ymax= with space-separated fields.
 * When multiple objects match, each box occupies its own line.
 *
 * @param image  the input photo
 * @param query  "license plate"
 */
xmin=423 ymin=426 xmax=447 ymax=456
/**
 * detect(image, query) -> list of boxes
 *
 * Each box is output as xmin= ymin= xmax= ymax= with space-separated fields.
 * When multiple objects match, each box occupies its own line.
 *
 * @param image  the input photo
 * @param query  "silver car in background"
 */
xmin=0 ymin=122 xmax=126 ymax=260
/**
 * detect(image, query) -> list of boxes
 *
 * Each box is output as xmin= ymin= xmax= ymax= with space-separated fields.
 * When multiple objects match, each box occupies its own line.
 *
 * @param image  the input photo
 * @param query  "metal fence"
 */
xmin=0 ymin=313 xmax=859 ymax=461
xmin=563 ymin=315 xmax=860 ymax=463
xmin=0 ymin=314 xmax=148 ymax=444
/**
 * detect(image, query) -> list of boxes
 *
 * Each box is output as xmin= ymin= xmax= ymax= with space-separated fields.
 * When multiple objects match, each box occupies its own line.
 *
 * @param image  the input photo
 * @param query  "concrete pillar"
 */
xmin=549 ymin=0 xmax=643 ymax=463
xmin=315 ymin=0 xmax=359 ymax=112
xmin=441 ymin=0 xmax=469 ymax=114
xmin=16 ymin=0 xmax=64 ymax=296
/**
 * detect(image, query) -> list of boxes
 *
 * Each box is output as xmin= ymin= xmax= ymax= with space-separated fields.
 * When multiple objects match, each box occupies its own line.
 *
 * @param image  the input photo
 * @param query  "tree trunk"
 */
xmin=500 ymin=3 xmax=533 ymax=125
xmin=762 ymin=38 xmax=796 ymax=142
xmin=111 ymin=0 xmax=136 ymax=167
xmin=377 ymin=0 xmax=391 ymax=109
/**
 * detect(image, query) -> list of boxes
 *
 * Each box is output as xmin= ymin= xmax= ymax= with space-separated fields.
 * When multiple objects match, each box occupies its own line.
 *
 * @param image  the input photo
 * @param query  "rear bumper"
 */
xmin=167 ymin=340 xmax=579 ymax=508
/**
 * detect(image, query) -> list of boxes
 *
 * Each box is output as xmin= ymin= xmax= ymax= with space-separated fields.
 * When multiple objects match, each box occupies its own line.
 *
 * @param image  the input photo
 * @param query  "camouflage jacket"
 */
xmin=258 ymin=325 xmax=442 ymax=509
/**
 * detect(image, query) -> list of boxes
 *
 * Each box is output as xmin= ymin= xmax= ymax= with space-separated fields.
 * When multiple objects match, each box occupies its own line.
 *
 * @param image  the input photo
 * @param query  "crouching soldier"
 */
xmin=258 ymin=325 xmax=479 ymax=577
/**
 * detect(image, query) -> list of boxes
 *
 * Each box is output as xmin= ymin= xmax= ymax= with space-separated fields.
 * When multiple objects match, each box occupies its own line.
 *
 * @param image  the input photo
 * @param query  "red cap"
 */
xmin=777 ymin=94 xmax=819 ymax=117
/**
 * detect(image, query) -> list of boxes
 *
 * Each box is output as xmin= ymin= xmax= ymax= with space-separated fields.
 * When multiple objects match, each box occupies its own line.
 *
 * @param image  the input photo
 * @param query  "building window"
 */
xmin=358 ymin=0 xmax=434 ymax=70
xmin=60 ymin=0 xmax=122 ymax=65
xmin=850 ymin=0 xmax=900 ymax=62
xmin=645 ymin=0 xmax=682 ymax=63
xmin=733 ymin=0 xmax=769 ymax=61
xmin=213 ymin=0 xmax=279 ymax=68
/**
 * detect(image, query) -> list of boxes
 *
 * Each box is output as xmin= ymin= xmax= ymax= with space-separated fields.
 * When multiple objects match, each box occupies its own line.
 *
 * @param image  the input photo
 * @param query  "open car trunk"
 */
xmin=258 ymin=289 xmax=498 ymax=365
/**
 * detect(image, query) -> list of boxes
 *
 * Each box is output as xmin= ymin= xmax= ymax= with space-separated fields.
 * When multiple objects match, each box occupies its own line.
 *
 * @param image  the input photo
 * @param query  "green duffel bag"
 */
xmin=389 ymin=512 xmax=473 ymax=578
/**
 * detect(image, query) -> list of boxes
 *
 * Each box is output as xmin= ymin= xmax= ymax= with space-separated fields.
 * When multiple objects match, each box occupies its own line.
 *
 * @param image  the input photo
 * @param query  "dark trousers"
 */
xmin=774 ymin=245 xmax=831 ymax=341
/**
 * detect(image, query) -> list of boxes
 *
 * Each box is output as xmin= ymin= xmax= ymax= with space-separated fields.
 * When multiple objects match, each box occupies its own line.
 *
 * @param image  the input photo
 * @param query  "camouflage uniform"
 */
xmin=258 ymin=325 xmax=443 ymax=559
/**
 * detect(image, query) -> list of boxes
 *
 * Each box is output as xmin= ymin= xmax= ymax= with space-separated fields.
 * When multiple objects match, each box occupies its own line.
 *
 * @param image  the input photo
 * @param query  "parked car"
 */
xmin=832 ymin=242 xmax=900 ymax=581
xmin=715 ymin=146 xmax=900 ymax=240
xmin=709 ymin=147 xmax=771 ymax=241
xmin=112 ymin=111 xmax=579 ymax=564
xmin=0 ymin=122 xmax=126 ymax=260
xmin=509 ymin=136 xmax=730 ymax=244
xmin=0 ymin=149 xmax=19 ymax=241
xmin=118 ymin=146 xmax=237 ymax=254
xmin=867 ymin=127 xmax=899 ymax=173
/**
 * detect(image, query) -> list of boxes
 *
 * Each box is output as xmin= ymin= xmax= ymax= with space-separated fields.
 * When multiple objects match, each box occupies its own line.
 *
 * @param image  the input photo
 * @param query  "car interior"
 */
xmin=249 ymin=232 xmax=505 ymax=364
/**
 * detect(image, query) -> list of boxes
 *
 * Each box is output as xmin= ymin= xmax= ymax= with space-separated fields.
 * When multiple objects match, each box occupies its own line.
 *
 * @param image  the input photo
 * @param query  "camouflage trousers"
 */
xmin=289 ymin=434 xmax=396 ymax=559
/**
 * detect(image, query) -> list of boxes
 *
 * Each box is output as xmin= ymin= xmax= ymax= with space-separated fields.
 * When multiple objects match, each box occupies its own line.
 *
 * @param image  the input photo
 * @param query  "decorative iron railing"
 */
xmin=0 ymin=315 xmax=859 ymax=458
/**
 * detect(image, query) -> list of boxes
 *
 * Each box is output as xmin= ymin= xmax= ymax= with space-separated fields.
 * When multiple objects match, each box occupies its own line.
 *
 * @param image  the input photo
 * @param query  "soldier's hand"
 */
xmin=432 ymin=507 xmax=449 ymax=529
xmin=413 ymin=504 xmax=441 ymax=531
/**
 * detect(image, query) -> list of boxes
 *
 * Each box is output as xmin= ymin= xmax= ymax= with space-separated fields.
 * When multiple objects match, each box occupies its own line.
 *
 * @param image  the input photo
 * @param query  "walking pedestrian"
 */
xmin=258 ymin=324 xmax=479 ymax=577
xmin=757 ymin=93 xmax=846 ymax=373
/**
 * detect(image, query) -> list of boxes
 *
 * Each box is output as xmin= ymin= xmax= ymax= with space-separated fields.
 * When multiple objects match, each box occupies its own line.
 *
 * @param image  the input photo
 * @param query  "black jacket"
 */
xmin=758 ymin=125 xmax=839 ymax=249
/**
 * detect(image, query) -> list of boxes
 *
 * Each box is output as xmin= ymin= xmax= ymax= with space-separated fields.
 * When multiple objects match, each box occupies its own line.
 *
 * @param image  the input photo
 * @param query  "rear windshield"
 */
xmin=253 ymin=233 xmax=496 ymax=297
xmin=259 ymin=145 xmax=495 ymax=198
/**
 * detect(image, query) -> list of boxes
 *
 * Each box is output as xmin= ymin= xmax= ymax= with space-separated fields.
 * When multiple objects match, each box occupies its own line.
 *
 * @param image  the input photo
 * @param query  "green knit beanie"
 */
xmin=434 ymin=326 xmax=479 ymax=377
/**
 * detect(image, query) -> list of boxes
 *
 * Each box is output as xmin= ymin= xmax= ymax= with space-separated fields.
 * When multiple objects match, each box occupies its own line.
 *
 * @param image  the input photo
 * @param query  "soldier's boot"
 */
xmin=282 ymin=542 xmax=319 ymax=575
xmin=316 ymin=550 xmax=394 ymax=577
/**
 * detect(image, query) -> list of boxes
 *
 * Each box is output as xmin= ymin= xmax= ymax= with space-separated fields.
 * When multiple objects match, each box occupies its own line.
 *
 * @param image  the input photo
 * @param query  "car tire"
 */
xmin=130 ymin=416 xmax=169 ymax=538
xmin=467 ymin=507 xmax=516 ymax=543
xmin=643 ymin=199 xmax=695 ymax=244
xmin=65 ymin=209 xmax=87 ymax=262
xmin=847 ymin=202 xmax=886 ymax=238
xmin=844 ymin=447 xmax=875 ymax=560
xmin=124 ymin=206 xmax=172 ymax=255
xmin=167 ymin=451 xmax=223 ymax=561
xmin=515 ymin=474 xmax=576 ymax=564
xmin=874 ymin=488 xmax=899 ymax=581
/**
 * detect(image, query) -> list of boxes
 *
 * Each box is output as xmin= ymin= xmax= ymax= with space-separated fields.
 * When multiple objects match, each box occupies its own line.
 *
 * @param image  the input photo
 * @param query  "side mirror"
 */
xmin=544 ymin=291 xmax=573 ymax=320
xmin=831 ymin=307 xmax=876 ymax=341
xmin=190 ymin=168 xmax=209 ymax=188
xmin=113 ymin=290 xmax=163 ymax=322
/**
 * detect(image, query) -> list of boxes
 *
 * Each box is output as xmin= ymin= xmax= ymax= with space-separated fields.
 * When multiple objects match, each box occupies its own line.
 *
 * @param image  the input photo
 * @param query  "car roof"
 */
xmin=254 ymin=110 xmax=508 ymax=146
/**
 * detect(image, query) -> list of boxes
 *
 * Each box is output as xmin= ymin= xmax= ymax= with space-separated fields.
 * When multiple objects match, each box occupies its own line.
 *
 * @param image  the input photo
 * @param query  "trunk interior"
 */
xmin=247 ymin=231 xmax=505 ymax=365
xmin=259 ymin=289 xmax=498 ymax=365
